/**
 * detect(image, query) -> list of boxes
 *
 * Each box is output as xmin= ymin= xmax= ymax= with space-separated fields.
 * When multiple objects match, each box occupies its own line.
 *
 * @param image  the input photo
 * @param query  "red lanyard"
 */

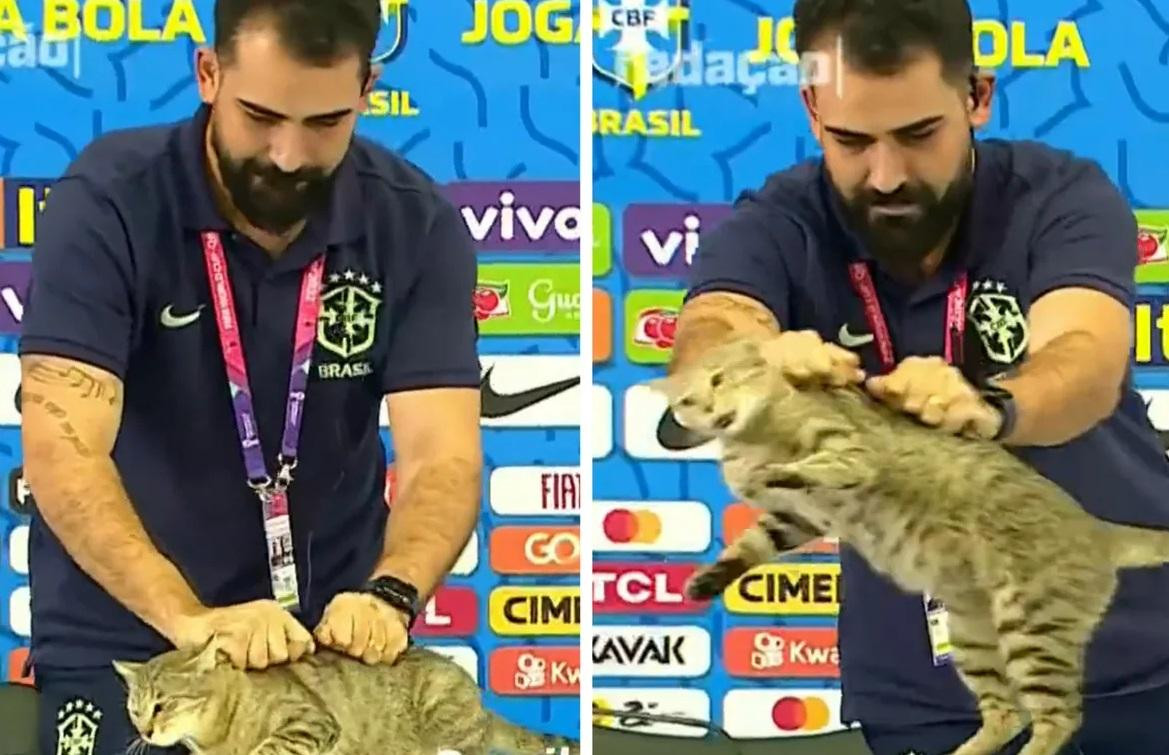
xmin=847 ymin=262 xmax=968 ymax=373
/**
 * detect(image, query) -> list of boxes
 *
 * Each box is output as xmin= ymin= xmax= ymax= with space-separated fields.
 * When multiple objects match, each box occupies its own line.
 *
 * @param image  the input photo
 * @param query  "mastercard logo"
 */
xmin=771 ymin=696 xmax=832 ymax=732
xmin=602 ymin=508 xmax=662 ymax=544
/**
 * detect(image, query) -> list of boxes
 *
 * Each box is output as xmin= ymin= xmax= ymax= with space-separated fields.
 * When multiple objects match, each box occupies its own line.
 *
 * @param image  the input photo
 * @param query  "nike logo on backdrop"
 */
xmin=655 ymin=409 xmax=712 ymax=451
xmin=161 ymin=305 xmax=204 ymax=329
xmin=838 ymin=323 xmax=874 ymax=348
xmin=479 ymin=367 xmax=580 ymax=419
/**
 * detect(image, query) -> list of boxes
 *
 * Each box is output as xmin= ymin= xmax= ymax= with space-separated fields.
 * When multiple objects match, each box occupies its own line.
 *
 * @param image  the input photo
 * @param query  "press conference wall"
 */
xmin=590 ymin=0 xmax=1169 ymax=741
xmin=0 ymin=0 xmax=583 ymax=742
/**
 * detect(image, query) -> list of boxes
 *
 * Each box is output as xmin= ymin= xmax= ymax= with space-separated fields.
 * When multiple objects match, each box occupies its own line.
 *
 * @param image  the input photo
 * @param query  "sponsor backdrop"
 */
xmin=591 ymin=0 xmax=1169 ymax=741
xmin=0 ymin=0 xmax=581 ymax=741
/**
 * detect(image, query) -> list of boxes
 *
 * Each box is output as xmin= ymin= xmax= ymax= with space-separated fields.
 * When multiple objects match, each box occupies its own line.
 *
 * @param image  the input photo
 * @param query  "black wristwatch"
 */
xmin=361 ymin=575 xmax=422 ymax=630
xmin=980 ymin=383 xmax=1017 ymax=442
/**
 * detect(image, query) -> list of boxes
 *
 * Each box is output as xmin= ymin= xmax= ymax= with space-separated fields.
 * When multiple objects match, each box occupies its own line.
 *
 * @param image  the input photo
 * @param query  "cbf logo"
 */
xmin=594 ymin=0 xmax=690 ymax=100
xmin=317 ymin=269 xmax=382 ymax=380
xmin=969 ymin=279 xmax=1029 ymax=365
xmin=372 ymin=0 xmax=410 ymax=64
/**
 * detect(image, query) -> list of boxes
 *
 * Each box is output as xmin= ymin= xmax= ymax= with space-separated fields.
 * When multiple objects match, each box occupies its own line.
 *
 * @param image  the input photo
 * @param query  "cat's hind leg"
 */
xmin=247 ymin=708 xmax=340 ymax=755
xmin=685 ymin=509 xmax=821 ymax=600
xmin=990 ymin=570 xmax=1113 ymax=755
xmin=942 ymin=590 xmax=1026 ymax=755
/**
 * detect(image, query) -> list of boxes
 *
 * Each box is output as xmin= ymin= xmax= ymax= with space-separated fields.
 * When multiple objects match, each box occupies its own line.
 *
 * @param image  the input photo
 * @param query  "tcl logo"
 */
xmin=490 ymin=526 xmax=580 ymax=574
xmin=412 ymin=587 xmax=478 ymax=637
xmin=593 ymin=563 xmax=705 ymax=614
xmin=489 ymin=646 xmax=580 ymax=695
xmin=724 ymin=628 xmax=840 ymax=678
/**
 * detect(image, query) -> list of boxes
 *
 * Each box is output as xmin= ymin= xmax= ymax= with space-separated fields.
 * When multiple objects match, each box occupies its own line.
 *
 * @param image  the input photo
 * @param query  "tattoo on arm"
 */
xmin=25 ymin=360 xmax=119 ymax=406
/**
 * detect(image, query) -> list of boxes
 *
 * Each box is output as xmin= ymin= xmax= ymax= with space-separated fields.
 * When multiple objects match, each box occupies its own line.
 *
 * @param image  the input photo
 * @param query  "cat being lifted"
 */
xmin=113 ymin=640 xmax=579 ymax=755
xmin=652 ymin=338 xmax=1169 ymax=755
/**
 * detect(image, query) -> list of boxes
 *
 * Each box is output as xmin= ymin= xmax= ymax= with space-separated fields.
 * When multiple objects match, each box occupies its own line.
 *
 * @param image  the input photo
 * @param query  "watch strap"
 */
xmin=361 ymin=575 xmax=421 ymax=630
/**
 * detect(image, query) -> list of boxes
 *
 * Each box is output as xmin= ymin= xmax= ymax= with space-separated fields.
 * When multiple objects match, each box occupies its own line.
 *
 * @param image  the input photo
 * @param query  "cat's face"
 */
xmin=653 ymin=340 xmax=782 ymax=436
xmin=113 ymin=641 xmax=237 ymax=749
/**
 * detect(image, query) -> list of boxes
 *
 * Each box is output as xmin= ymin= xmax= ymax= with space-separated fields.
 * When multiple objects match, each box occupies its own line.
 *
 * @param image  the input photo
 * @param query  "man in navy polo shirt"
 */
xmin=671 ymin=1 xmax=1169 ymax=753
xmin=18 ymin=1 xmax=482 ymax=752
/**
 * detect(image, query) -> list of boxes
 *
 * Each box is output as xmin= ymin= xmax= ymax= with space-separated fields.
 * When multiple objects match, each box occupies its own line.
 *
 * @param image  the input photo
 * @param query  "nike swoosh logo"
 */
xmin=838 ymin=323 xmax=874 ymax=348
xmin=656 ymin=409 xmax=713 ymax=451
xmin=480 ymin=367 xmax=580 ymax=419
xmin=161 ymin=304 xmax=204 ymax=328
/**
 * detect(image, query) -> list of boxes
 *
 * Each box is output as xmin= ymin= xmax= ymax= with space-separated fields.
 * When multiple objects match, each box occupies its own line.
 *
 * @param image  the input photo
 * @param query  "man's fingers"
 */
xmin=221 ymin=634 xmax=249 ymax=670
xmin=364 ymin=615 xmax=387 ymax=665
xmin=287 ymin=619 xmax=316 ymax=656
xmin=918 ymin=397 xmax=947 ymax=426
xmin=266 ymin=620 xmax=289 ymax=666
xmin=350 ymin=613 xmax=372 ymax=658
xmin=247 ymin=628 xmax=270 ymax=670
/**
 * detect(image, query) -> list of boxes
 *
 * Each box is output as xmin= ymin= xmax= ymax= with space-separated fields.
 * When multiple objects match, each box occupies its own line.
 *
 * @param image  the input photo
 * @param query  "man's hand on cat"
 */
xmin=169 ymin=599 xmax=316 ymax=671
xmin=314 ymin=592 xmax=410 ymax=666
xmin=759 ymin=330 xmax=867 ymax=386
xmin=866 ymin=356 xmax=1002 ymax=439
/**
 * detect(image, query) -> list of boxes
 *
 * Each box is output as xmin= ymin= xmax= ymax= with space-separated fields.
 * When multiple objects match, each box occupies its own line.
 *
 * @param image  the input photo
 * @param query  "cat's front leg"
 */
xmin=686 ymin=510 xmax=822 ymax=600
xmin=759 ymin=443 xmax=877 ymax=492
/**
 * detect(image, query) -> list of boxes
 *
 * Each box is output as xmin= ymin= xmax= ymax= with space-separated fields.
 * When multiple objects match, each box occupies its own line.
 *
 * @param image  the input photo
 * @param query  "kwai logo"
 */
xmin=622 ymin=204 xmax=731 ymax=278
xmin=444 ymin=182 xmax=580 ymax=253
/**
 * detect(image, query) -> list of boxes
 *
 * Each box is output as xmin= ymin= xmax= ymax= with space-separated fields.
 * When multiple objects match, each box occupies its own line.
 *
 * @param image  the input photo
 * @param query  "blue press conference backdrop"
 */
xmin=591 ymin=0 xmax=1169 ymax=740
xmin=0 ymin=0 xmax=582 ymax=741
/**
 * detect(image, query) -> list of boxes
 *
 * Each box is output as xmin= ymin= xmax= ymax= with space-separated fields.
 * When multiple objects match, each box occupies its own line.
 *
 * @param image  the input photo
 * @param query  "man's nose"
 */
xmin=866 ymin=141 xmax=908 ymax=196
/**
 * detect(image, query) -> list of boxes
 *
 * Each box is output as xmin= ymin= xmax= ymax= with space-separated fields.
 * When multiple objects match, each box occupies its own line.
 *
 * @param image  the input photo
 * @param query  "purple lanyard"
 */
xmin=201 ymin=231 xmax=325 ymax=499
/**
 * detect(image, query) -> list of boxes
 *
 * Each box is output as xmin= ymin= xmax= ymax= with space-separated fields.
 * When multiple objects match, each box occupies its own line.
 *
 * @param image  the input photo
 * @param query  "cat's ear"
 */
xmin=112 ymin=659 xmax=143 ymax=685
xmin=186 ymin=636 xmax=228 ymax=672
xmin=641 ymin=374 xmax=677 ymax=399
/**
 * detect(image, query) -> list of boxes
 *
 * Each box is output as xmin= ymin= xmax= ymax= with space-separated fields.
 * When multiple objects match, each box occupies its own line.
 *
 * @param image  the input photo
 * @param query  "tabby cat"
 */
xmin=651 ymin=338 xmax=1169 ymax=755
xmin=113 ymin=640 xmax=579 ymax=755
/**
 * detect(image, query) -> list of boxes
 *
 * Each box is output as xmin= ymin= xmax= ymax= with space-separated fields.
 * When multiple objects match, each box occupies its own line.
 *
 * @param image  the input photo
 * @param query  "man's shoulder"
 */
xmin=985 ymin=138 xmax=1119 ymax=208
xmin=60 ymin=116 xmax=186 ymax=198
xmin=347 ymin=136 xmax=452 ymax=226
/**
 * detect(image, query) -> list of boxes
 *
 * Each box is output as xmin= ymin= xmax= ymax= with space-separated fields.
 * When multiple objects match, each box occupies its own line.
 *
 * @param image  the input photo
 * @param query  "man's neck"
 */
xmin=203 ymin=126 xmax=303 ymax=258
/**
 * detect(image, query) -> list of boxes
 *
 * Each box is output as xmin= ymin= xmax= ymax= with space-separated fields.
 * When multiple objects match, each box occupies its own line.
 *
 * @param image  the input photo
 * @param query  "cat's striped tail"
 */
xmin=1107 ymin=522 xmax=1169 ymax=569
xmin=487 ymin=713 xmax=581 ymax=755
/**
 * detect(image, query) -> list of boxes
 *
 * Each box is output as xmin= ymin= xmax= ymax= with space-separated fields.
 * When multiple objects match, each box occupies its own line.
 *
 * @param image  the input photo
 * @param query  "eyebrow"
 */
xmin=237 ymin=98 xmax=354 ymax=122
xmin=823 ymin=115 xmax=945 ymax=139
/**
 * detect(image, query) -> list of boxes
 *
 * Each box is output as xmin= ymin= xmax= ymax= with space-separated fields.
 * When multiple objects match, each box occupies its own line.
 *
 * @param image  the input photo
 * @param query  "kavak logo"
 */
xmin=622 ymin=204 xmax=731 ymax=278
xmin=593 ymin=688 xmax=711 ymax=738
xmin=372 ymin=0 xmax=409 ymax=63
xmin=593 ymin=563 xmax=704 ymax=614
xmin=592 ymin=625 xmax=710 ymax=677
xmin=968 ymin=279 xmax=1029 ymax=366
xmin=725 ymin=563 xmax=842 ymax=616
xmin=722 ymin=690 xmax=846 ymax=739
xmin=475 ymin=264 xmax=580 ymax=335
xmin=625 ymin=289 xmax=684 ymax=364
xmin=1135 ymin=210 xmax=1169 ymax=284
xmin=593 ymin=500 xmax=711 ymax=552
xmin=478 ymin=356 xmax=581 ymax=427
xmin=724 ymin=627 xmax=840 ymax=678
xmin=489 ymin=647 xmax=580 ymax=695
xmin=489 ymin=466 xmax=581 ymax=516
xmin=8 ymin=465 xmax=35 ymax=516
xmin=722 ymin=503 xmax=838 ymax=555
xmin=1138 ymin=390 xmax=1169 ymax=453
xmin=622 ymin=383 xmax=719 ymax=460
xmin=55 ymin=698 xmax=102 ymax=755
xmin=444 ymin=181 xmax=580 ymax=253
xmin=593 ymin=0 xmax=691 ymax=100
xmin=490 ymin=526 xmax=581 ymax=574
xmin=316 ymin=268 xmax=381 ymax=381
xmin=488 ymin=587 xmax=580 ymax=636
xmin=0 ymin=261 xmax=30 ymax=334
xmin=412 ymin=587 xmax=478 ymax=637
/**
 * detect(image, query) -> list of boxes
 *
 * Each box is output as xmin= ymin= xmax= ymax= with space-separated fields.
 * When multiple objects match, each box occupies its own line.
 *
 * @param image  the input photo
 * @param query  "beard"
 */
xmin=209 ymin=121 xmax=336 ymax=235
xmin=833 ymin=147 xmax=975 ymax=276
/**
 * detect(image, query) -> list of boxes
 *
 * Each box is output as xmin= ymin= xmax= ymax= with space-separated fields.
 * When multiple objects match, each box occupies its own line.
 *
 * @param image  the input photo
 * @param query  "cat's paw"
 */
xmin=685 ymin=566 xmax=735 ymax=601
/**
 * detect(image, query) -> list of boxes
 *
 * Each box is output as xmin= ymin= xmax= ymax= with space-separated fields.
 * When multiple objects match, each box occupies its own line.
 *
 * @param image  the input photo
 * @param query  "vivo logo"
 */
xmin=623 ymin=204 xmax=732 ymax=278
xmin=444 ymin=181 xmax=580 ymax=252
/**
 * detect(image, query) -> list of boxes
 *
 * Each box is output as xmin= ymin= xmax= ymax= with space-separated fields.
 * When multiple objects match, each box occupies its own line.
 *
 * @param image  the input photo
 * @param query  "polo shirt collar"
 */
xmin=176 ymin=104 xmax=365 ymax=255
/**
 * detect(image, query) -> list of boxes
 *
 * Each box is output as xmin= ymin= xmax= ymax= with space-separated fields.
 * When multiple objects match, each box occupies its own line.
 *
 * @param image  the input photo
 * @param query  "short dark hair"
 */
xmin=794 ymin=0 xmax=974 ymax=87
xmin=214 ymin=0 xmax=381 ymax=81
